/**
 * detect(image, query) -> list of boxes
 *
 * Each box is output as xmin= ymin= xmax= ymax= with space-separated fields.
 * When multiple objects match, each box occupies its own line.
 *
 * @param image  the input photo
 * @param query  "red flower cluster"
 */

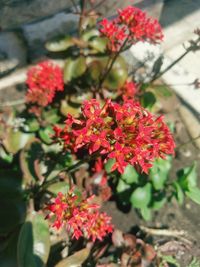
xmin=26 ymin=61 xmax=64 ymax=107
xmin=53 ymin=99 xmax=175 ymax=174
xmin=99 ymin=6 xmax=163 ymax=51
xmin=46 ymin=189 xmax=113 ymax=241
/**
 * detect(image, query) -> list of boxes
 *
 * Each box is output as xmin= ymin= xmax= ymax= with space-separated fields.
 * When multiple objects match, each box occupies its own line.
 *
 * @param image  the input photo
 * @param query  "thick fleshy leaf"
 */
xmin=48 ymin=182 xmax=69 ymax=194
xmin=45 ymin=36 xmax=74 ymax=52
xmin=3 ymin=128 xmax=34 ymax=154
xmin=55 ymin=248 xmax=90 ymax=267
xmin=130 ymin=183 xmax=152 ymax=209
xmin=81 ymin=29 xmax=99 ymax=42
xmin=105 ymin=158 xmax=115 ymax=173
xmin=186 ymin=187 xmax=200 ymax=205
xmin=17 ymin=213 xmax=50 ymax=267
xmin=121 ymin=165 xmax=139 ymax=184
xmin=60 ymin=100 xmax=81 ymax=117
xmin=39 ymin=126 xmax=54 ymax=144
xmin=117 ymin=179 xmax=131 ymax=193
xmin=150 ymin=157 xmax=171 ymax=190
xmin=141 ymin=91 xmax=156 ymax=109
xmin=140 ymin=206 xmax=152 ymax=221
xmin=64 ymin=56 xmax=87 ymax=83
xmin=173 ymin=181 xmax=184 ymax=205
xmin=177 ymin=162 xmax=197 ymax=190
xmin=42 ymin=108 xmax=60 ymax=124
xmin=89 ymin=37 xmax=108 ymax=52
xmin=20 ymin=139 xmax=44 ymax=182
xmin=24 ymin=118 xmax=40 ymax=132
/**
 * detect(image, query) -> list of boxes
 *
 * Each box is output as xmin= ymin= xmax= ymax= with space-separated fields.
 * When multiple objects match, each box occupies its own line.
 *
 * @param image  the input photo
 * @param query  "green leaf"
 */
xmin=39 ymin=126 xmax=54 ymax=144
xmin=60 ymin=100 xmax=81 ymax=117
xmin=48 ymin=182 xmax=69 ymax=195
xmin=141 ymin=91 xmax=156 ymax=109
xmin=121 ymin=164 xmax=139 ymax=184
xmin=81 ymin=29 xmax=99 ymax=42
xmin=42 ymin=108 xmax=60 ymax=124
xmin=45 ymin=36 xmax=74 ymax=52
xmin=55 ymin=248 xmax=90 ymax=267
xmin=89 ymin=37 xmax=107 ymax=52
xmin=159 ymin=255 xmax=180 ymax=267
xmin=177 ymin=162 xmax=197 ymax=190
xmin=186 ymin=187 xmax=200 ymax=205
xmin=3 ymin=128 xmax=34 ymax=154
xmin=130 ymin=183 xmax=152 ymax=209
xmin=20 ymin=139 xmax=44 ymax=182
xmin=17 ymin=213 xmax=50 ymax=267
xmin=105 ymin=158 xmax=115 ymax=173
xmin=173 ymin=181 xmax=184 ymax=205
xmin=150 ymin=157 xmax=171 ymax=190
xmin=64 ymin=56 xmax=87 ymax=83
xmin=188 ymin=257 xmax=200 ymax=267
xmin=103 ymin=56 xmax=128 ymax=90
xmin=152 ymin=196 xmax=167 ymax=210
xmin=140 ymin=206 xmax=152 ymax=221
xmin=117 ymin=179 xmax=131 ymax=193
xmin=24 ymin=118 xmax=40 ymax=132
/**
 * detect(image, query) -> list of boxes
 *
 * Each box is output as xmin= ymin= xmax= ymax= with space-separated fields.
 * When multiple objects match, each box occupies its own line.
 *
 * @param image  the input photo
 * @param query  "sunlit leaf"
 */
xmin=173 ymin=181 xmax=184 ymax=205
xmin=45 ymin=36 xmax=74 ymax=52
xmin=64 ymin=56 xmax=87 ymax=83
xmin=48 ymin=182 xmax=69 ymax=195
xmin=186 ymin=187 xmax=200 ymax=205
xmin=39 ymin=126 xmax=54 ymax=144
xmin=89 ymin=37 xmax=107 ymax=52
xmin=81 ymin=29 xmax=99 ymax=42
xmin=3 ymin=128 xmax=34 ymax=154
xmin=130 ymin=183 xmax=152 ymax=209
xmin=121 ymin=164 xmax=139 ymax=184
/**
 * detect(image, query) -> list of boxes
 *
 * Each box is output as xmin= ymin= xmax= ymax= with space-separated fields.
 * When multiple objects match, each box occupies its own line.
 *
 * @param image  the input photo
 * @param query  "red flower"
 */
xmin=26 ymin=61 xmax=64 ymax=107
xmin=53 ymin=99 xmax=175 ymax=174
xmin=45 ymin=188 xmax=113 ymax=241
xmin=99 ymin=6 xmax=163 ymax=52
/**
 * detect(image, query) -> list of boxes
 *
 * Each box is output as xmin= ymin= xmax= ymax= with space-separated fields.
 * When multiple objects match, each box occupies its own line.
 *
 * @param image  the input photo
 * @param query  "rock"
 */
xmin=22 ymin=12 xmax=79 ymax=61
xmin=0 ymin=32 xmax=27 ymax=73
xmin=0 ymin=0 xmax=76 ymax=30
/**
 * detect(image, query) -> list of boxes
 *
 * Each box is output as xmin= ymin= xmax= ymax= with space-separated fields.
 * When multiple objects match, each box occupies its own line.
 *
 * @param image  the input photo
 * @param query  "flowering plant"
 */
xmin=0 ymin=1 xmax=200 ymax=267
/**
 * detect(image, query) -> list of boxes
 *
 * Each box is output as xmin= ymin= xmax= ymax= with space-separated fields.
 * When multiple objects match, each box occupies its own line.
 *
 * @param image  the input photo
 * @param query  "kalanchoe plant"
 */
xmin=0 ymin=1 xmax=200 ymax=267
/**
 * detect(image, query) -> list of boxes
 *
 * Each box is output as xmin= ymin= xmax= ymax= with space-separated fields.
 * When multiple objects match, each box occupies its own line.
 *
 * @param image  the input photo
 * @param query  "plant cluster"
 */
xmin=1 ymin=1 xmax=200 ymax=267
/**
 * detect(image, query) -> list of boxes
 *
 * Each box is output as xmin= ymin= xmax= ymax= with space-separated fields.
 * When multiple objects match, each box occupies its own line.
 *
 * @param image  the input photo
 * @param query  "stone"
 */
xmin=0 ymin=0 xmax=76 ymax=30
xmin=22 ymin=12 xmax=79 ymax=61
xmin=0 ymin=32 xmax=27 ymax=72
